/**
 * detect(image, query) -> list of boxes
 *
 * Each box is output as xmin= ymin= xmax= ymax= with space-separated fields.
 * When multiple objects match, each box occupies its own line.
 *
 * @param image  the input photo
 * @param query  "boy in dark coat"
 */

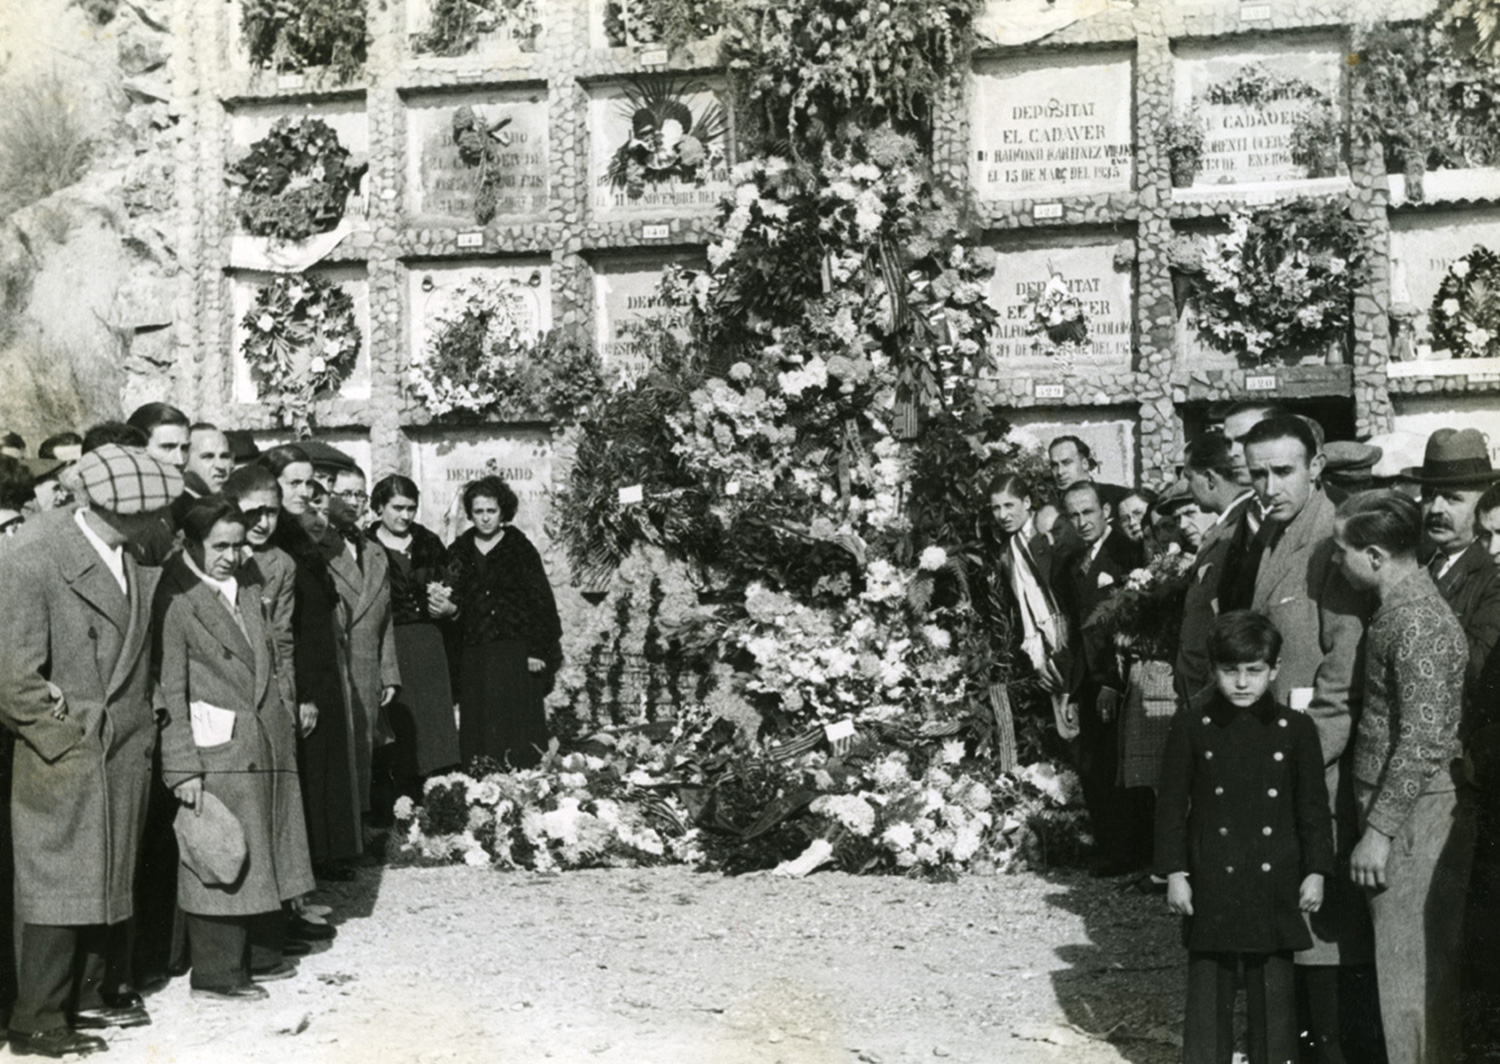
xmin=1156 ymin=610 xmax=1334 ymax=1064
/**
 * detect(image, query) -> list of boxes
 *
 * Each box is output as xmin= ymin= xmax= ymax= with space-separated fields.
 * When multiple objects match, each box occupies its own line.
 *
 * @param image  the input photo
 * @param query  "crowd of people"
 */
xmin=988 ymin=407 xmax=1500 ymax=1064
xmin=0 ymin=406 xmax=561 ymax=1057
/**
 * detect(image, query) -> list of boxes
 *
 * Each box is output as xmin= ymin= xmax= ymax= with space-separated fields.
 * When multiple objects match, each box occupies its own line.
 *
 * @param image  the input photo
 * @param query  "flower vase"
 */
xmin=1325 ymin=335 xmax=1348 ymax=366
xmin=1169 ymin=156 xmax=1198 ymax=189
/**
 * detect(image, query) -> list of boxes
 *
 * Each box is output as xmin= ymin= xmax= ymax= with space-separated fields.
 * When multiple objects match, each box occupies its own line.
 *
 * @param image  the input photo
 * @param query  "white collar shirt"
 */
xmin=182 ymin=552 xmax=239 ymax=610
xmin=74 ymin=508 xmax=127 ymax=596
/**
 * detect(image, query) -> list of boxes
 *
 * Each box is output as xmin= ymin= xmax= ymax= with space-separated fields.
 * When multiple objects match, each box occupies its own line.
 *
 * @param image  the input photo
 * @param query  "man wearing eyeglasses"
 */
xmin=321 ymin=464 xmax=399 ymax=837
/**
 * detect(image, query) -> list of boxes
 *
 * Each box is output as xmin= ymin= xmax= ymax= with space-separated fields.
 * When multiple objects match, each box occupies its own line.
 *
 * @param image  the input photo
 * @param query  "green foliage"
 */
xmin=1351 ymin=19 xmax=1500 ymax=192
xmin=1191 ymin=199 xmax=1366 ymax=363
xmin=1289 ymin=100 xmax=1344 ymax=177
xmin=722 ymin=0 xmax=984 ymax=151
xmin=241 ymin=0 xmax=367 ymax=83
xmin=603 ymin=74 xmax=730 ymax=200
xmin=1203 ymin=65 xmax=1327 ymax=107
xmin=0 ymin=73 xmax=93 ymax=218
xmin=1438 ymin=0 xmax=1500 ymax=63
xmin=411 ymin=0 xmax=540 ymax=57
xmin=228 ymin=117 xmax=358 ymax=243
xmin=603 ymin=0 xmax=726 ymax=51
xmin=1162 ymin=105 xmax=1206 ymax=171
xmin=240 ymin=272 xmax=361 ymax=435
xmin=1430 ymin=244 xmax=1500 ymax=358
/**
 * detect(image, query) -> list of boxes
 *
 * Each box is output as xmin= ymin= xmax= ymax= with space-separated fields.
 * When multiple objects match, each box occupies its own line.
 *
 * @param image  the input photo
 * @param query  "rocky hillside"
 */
xmin=0 ymin=0 xmax=182 ymax=444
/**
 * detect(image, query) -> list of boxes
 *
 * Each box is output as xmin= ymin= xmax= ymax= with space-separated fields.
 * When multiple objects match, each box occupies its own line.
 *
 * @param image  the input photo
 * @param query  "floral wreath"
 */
xmin=241 ymin=273 xmax=361 ymax=433
xmin=1431 ymin=245 xmax=1500 ymax=359
xmin=410 ymin=277 xmax=542 ymax=418
xmin=229 ymin=117 xmax=360 ymax=244
xmin=603 ymin=73 xmax=728 ymax=199
xmin=1022 ymin=268 xmax=1089 ymax=353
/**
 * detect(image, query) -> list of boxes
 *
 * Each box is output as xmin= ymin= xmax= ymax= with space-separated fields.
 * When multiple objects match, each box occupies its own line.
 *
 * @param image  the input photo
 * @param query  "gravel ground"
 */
xmin=65 ymin=864 xmax=1186 ymax=1064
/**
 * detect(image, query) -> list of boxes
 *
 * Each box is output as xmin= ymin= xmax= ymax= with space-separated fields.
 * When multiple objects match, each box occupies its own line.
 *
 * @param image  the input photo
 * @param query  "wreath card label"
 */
xmin=408 ymin=93 xmax=549 ymax=222
xmin=588 ymin=74 xmax=731 ymax=217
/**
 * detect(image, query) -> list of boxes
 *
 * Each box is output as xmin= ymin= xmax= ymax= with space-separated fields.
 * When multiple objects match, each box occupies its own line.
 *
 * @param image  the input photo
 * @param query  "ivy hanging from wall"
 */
xmin=241 ymin=273 xmax=361 ymax=435
xmin=410 ymin=0 xmax=540 ymax=57
xmin=228 ymin=117 xmax=363 ymax=243
xmin=602 ymin=0 xmax=725 ymax=51
xmin=241 ymin=0 xmax=367 ymax=82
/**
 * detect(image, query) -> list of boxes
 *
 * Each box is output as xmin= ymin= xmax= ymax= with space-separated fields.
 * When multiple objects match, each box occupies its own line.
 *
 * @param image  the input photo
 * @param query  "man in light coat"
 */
xmin=1241 ymin=416 xmax=1380 ymax=1063
xmin=0 ymin=444 xmax=182 ymax=1057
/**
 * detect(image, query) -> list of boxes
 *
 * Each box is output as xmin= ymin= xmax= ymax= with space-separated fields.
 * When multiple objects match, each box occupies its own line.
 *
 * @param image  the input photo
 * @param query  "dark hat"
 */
xmin=1154 ymin=478 xmax=1197 ymax=517
xmin=74 ymin=443 xmax=183 ymax=514
xmin=1323 ymin=440 xmax=1382 ymax=484
xmin=173 ymin=792 xmax=247 ymax=887
xmin=296 ymin=438 xmax=359 ymax=476
xmin=20 ymin=457 xmax=66 ymax=483
xmin=224 ymin=430 xmax=260 ymax=464
xmin=1399 ymin=428 xmax=1500 ymax=487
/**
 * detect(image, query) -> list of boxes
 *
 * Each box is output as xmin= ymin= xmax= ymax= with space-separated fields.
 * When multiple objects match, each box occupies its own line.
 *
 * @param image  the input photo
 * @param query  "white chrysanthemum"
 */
xmin=873 ymin=754 xmax=912 ymax=790
xmin=466 ymin=778 xmax=503 ymax=807
xmin=939 ymin=739 xmax=966 ymax=766
xmin=1442 ymin=298 xmax=1462 ymax=317
xmin=921 ymin=624 xmax=952 ymax=651
xmin=811 ymin=794 xmax=877 ymax=837
xmin=1452 ymin=259 xmax=1471 ymax=279
xmin=918 ymin=546 xmax=948 ymax=571
xmin=393 ymin=796 xmax=414 ymax=821
xmin=882 ymin=821 xmax=917 ymax=850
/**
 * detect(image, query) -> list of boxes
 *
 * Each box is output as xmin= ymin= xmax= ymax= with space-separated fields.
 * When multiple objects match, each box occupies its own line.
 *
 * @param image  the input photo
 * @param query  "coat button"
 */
xmin=1268 ymin=788 xmax=1278 ymax=797
xmin=1205 ymin=750 xmax=1214 ymax=760
xmin=1262 ymin=862 xmax=1272 ymax=872
xmin=1214 ymin=786 xmax=1224 ymax=796
xmin=1202 ymin=716 xmax=1211 ymax=725
xmin=1278 ymin=719 xmax=1288 ymax=727
xmin=1226 ymin=866 xmax=1234 ymax=873
xmin=1219 ymin=827 xmax=1228 ymax=836
xmin=1263 ymin=826 xmax=1273 ymax=836
xmin=1274 ymin=751 xmax=1284 ymax=761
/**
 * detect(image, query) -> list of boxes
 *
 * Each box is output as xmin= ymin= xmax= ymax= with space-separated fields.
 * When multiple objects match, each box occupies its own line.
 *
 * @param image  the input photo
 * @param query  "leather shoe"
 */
xmin=250 ymin=961 xmax=298 ymax=982
xmin=71 ymin=1002 xmax=149 ymax=1026
xmin=9 ymin=1027 xmax=108 ymax=1057
xmin=288 ymin=916 xmax=336 ymax=941
xmin=282 ymin=939 xmax=312 ymax=957
xmin=191 ymin=984 xmax=270 ymax=1003
xmin=100 ymin=989 xmax=143 ymax=1010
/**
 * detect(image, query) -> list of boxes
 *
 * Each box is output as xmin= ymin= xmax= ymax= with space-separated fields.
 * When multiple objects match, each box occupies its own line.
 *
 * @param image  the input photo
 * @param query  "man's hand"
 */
xmin=1299 ymin=873 xmax=1325 ymax=912
xmin=175 ymin=777 xmax=204 ymax=815
xmin=1350 ymin=828 xmax=1393 ymax=890
xmin=1097 ymin=687 xmax=1122 ymax=723
xmin=380 ymin=685 xmax=398 ymax=708
xmin=299 ymin=701 xmax=319 ymax=738
xmin=1166 ymin=872 xmax=1193 ymax=916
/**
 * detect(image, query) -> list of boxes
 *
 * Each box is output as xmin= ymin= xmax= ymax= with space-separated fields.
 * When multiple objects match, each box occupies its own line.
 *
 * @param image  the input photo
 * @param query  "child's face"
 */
xmin=1213 ymin=659 xmax=1278 ymax=707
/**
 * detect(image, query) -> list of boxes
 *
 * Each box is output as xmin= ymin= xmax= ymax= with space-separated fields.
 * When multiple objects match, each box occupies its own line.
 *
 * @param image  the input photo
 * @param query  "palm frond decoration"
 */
xmin=604 ymin=73 xmax=729 ymax=198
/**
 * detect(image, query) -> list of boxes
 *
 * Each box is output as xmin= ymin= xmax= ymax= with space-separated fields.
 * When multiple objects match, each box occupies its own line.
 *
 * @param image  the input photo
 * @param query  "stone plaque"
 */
xmin=1174 ymin=40 xmax=1343 ymax=186
xmin=971 ymin=52 xmax=1134 ymax=201
xmin=408 ymin=260 xmax=552 ymax=368
xmin=1393 ymin=397 xmax=1500 ymax=467
xmin=1389 ymin=207 xmax=1500 ymax=356
xmin=410 ymin=427 xmax=554 ymax=550
xmin=229 ymin=265 xmax=372 ymax=404
xmin=985 ymin=239 xmax=1134 ymax=366
xmin=406 ymin=90 xmax=549 ymax=222
xmin=588 ymin=76 xmax=732 ymax=218
xmin=1002 ymin=412 xmax=1137 ymax=490
xmin=593 ymin=253 xmax=701 ymax=383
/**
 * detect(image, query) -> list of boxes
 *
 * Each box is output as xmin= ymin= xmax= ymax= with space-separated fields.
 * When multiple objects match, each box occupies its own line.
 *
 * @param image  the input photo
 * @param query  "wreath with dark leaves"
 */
xmin=241 ymin=273 xmax=361 ymax=432
xmin=1430 ymin=244 xmax=1500 ymax=359
xmin=229 ymin=117 xmax=364 ymax=243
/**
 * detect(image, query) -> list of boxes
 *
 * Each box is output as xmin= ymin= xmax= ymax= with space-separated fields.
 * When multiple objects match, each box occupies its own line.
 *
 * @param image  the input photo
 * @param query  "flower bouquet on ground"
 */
xmin=1430 ymin=244 xmax=1500 ymax=359
xmin=1085 ymin=548 xmax=1195 ymax=663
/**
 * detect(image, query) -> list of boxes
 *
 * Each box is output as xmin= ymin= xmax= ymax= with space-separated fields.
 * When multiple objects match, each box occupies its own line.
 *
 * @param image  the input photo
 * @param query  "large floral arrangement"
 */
xmin=1188 ymin=199 xmax=1365 ymax=363
xmin=1430 ymin=244 xmax=1500 ymax=358
xmin=603 ymin=0 xmax=724 ymax=50
xmin=410 ymin=277 xmax=603 ymax=423
xmin=1352 ymin=18 xmax=1500 ymax=200
xmin=240 ymin=0 xmax=366 ymax=82
xmin=241 ymin=273 xmax=360 ymax=434
xmin=411 ymin=0 xmax=539 ymax=56
xmin=228 ymin=117 xmax=360 ymax=243
xmin=1086 ymin=549 xmax=1195 ymax=663
xmin=604 ymin=74 xmax=728 ymax=200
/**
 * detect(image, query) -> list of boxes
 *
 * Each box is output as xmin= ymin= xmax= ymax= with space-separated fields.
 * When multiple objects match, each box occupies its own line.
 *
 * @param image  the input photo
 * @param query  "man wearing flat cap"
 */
xmin=1402 ymin=428 xmax=1500 ymax=1052
xmin=0 ymin=444 xmax=182 ymax=1056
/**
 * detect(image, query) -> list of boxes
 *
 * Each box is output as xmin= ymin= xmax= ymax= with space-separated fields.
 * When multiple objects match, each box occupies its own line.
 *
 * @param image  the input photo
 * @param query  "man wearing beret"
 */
xmin=0 ymin=444 xmax=182 ymax=1057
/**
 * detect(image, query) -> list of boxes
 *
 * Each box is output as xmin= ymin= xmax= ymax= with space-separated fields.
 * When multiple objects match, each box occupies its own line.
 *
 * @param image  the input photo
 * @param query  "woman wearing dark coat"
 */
xmin=155 ymin=496 xmax=315 ymax=1000
xmin=263 ymin=446 xmax=362 ymax=877
xmin=445 ymin=476 xmax=561 ymax=769
xmin=365 ymin=475 xmax=461 ymax=809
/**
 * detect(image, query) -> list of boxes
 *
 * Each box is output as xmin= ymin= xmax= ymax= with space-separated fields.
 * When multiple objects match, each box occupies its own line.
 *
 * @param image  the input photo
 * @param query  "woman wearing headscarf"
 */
xmin=261 ymin=446 xmax=362 ymax=880
xmin=155 ymin=496 xmax=313 ymax=999
xmin=365 ymin=475 xmax=460 ymax=812
xmin=445 ymin=476 xmax=561 ymax=769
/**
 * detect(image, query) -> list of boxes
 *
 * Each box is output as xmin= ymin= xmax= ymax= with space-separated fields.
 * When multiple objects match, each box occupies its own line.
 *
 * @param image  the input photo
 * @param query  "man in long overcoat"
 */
xmin=1241 ymin=416 xmax=1379 ymax=1062
xmin=325 ymin=466 xmax=400 ymax=816
xmin=0 ymin=445 xmax=182 ymax=1056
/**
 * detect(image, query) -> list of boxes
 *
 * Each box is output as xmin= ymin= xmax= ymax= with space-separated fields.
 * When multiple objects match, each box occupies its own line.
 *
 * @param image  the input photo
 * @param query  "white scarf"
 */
xmin=1008 ymin=531 xmax=1066 ymax=675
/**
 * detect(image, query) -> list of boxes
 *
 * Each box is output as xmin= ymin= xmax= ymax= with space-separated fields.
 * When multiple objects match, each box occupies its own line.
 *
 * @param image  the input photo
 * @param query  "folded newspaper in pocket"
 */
xmin=189 ymin=702 xmax=235 ymax=747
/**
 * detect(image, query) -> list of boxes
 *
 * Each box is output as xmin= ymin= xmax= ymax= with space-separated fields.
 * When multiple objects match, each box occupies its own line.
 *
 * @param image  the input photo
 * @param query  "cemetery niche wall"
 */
xmin=168 ymin=0 xmax=1500 ymax=722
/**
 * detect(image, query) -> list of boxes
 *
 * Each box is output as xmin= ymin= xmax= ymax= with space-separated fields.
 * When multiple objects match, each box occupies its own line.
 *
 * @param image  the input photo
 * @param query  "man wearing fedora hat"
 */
xmin=0 ymin=444 xmax=182 ymax=1057
xmin=1402 ymin=428 xmax=1500 ymax=1055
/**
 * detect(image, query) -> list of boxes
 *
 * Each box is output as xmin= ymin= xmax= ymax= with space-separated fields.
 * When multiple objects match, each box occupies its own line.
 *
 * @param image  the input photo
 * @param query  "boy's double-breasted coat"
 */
xmin=1155 ymin=692 xmax=1335 ymax=953
xmin=154 ymin=556 xmax=315 ymax=915
xmin=0 ymin=510 xmax=160 ymax=925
